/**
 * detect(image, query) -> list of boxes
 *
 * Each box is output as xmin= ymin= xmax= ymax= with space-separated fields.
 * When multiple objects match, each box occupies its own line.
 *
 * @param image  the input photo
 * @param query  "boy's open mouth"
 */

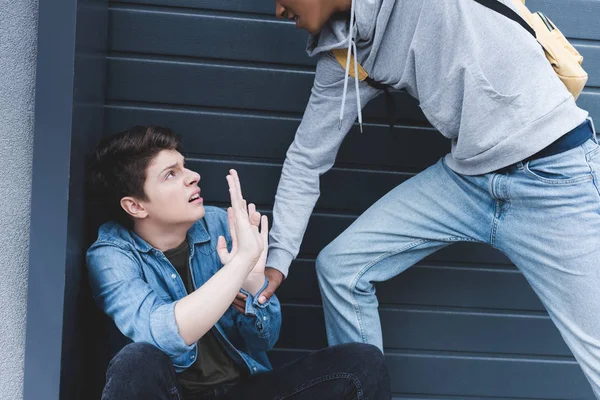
xmin=189 ymin=192 xmax=202 ymax=203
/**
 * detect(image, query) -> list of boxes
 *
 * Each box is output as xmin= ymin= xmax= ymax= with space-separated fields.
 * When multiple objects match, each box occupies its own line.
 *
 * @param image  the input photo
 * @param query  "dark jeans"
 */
xmin=102 ymin=342 xmax=391 ymax=400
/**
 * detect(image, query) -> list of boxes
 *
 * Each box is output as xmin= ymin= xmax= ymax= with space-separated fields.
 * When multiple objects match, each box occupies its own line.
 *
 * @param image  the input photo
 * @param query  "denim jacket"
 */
xmin=86 ymin=206 xmax=282 ymax=374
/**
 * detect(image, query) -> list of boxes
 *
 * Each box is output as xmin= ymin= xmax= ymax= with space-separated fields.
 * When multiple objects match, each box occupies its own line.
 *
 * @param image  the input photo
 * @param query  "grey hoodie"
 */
xmin=267 ymin=0 xmax=589 ymax=277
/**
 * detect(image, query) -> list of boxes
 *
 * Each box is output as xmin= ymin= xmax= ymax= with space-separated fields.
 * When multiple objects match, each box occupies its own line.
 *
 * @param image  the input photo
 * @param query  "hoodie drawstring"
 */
xmin=338 ymin=0 xmax=396 ymax=134
xmin=339 ymin=0 xmax=364 ymax=133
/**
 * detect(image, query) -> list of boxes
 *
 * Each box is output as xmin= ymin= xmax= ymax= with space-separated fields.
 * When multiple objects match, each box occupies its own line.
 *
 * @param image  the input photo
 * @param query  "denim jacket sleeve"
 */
xmin=235 ymin=277 xmax=282 ymax=351
xmin=86 ymin=243 xmax=194 ymax=358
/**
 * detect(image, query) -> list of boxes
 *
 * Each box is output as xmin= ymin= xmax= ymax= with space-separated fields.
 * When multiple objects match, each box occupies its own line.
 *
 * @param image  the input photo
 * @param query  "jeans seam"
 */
xmin=587 ymin=146 xmax=600 ymax=160
xmin=584 ymin=158 xmax=600 ymax=207
xmin=491 ymin=201 xmax=500 ymax=247
xmin=272 ymin=372 xmax=363 ymax=400
xmin=169 ymin=386 xmax=181 ymax=400
xmin=349 ymin=236 xmax=478 ymax=343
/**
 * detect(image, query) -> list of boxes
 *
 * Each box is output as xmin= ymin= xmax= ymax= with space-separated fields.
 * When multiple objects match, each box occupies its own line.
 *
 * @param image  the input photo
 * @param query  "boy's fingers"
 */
xmin=233 ymin=292 xmax=247 ymax=313
xmin=226 ymin=208 xmax=238 ymax=250
xmin=228 ymin=174 xmax=247 ymax=218
xmin=259 ymin=268 xmax=283 ymax=304
xmin=236 ymin=292 xmax=247 ymax=301
xmin=260 ymin=215 xmax=269 ymax=238
xmin=226 ymin=175 xmax=240 ymax=210
xmin=230 ymin=169 xmax=243 ymax=198
xmin=233 ymin=303 xmax=245 ymax=314
xmin=248 ymin=204 xmax=261 ymax=227
xmin=216 ymin=236 xmax=229 ymax=259
xmin=248 ymin=203 xmax=258 ymax=224
xmin=258 ymin=285 xmax=275 ymax=304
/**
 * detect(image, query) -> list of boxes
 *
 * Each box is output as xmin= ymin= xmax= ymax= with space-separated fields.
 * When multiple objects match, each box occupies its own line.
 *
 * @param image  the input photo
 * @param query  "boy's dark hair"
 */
xmin=88 ymin=125 xmax=182 ymax=228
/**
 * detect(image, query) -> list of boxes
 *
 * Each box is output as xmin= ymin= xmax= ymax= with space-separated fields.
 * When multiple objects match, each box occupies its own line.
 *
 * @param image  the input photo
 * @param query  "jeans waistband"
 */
xmin=523 ymin=119 xmax=594 ymax=163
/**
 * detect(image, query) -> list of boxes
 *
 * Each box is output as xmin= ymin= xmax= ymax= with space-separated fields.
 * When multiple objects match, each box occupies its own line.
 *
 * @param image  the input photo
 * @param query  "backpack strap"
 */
xmin=332 ymin=48 xmax=369 ymax=81
xmin=472 ymin=0 xmax=536 ymax=37
xmin=331 ymin=49 xmax=396 ymax=132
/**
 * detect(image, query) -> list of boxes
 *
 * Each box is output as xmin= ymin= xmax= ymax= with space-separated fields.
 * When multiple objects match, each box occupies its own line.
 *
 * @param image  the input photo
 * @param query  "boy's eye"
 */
xmin=166 ymin=171 xmax=175 ymax=179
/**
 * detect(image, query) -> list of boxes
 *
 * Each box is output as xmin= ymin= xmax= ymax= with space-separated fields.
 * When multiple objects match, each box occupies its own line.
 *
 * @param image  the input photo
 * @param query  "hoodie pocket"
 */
xmin=420 ymin=62 xmax=524 ymax=159
xmin=452 ymin=62 xmax=525 ymax=160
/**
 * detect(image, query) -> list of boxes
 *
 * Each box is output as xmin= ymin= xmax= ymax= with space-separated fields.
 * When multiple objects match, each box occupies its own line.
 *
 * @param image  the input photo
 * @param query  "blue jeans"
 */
xmin=316 ymin=134 xmax=600 ymax=397
xmin=101 ymin=342 xmax=391 ymax=400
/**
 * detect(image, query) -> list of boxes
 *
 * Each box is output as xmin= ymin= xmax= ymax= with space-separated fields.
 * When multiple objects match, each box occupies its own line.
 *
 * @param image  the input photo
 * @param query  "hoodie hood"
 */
xmin=306 ymin=0 xmax=383 ymax=58
xmin=305 ymin=0 xmax=387 ymax=132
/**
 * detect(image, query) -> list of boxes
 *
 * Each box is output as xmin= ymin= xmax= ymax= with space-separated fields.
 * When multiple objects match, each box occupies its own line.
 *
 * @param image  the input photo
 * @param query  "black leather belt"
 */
xmin=523 ymin=119 xmax=594 ymax=163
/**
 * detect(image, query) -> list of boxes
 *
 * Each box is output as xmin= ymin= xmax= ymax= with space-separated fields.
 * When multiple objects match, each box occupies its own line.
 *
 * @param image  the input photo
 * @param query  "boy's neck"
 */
xmin=133 ymin=220 xmax=193 ymax=252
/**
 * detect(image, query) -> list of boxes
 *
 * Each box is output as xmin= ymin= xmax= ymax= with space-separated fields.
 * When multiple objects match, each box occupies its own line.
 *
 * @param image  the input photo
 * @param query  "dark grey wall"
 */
xmin=102 ymin=0 xmax=599 ymax=398
xmin=23 ymin=1 xmax=108 ymax=400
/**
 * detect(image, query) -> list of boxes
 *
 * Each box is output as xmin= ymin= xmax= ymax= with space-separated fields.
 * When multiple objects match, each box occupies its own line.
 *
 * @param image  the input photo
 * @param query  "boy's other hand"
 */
xmin=259 ymin=267 xmax=284 ymax=304
xmin=232 ymin=267 xmax=283 ymax=313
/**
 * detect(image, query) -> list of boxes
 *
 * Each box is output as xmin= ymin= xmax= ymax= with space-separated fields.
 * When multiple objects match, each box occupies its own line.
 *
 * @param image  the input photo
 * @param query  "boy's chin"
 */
xmin=170 ymin=205 xmax=206 ymax=225
xmin=189 ymin=205 xmax=206 ymax=221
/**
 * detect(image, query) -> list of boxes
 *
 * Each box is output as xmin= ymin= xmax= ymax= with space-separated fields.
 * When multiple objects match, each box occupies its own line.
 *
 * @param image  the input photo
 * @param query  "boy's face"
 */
xmin=130 ymin=149 xmax=205 ymax=227
xmin=275 ymin=0 xmax=333 ymax=34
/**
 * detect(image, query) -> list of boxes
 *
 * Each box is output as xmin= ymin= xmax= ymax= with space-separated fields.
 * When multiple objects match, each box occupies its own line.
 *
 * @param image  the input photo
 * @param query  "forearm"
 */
xmin=267 ymin=53 xmax=380 ymax=277
xmin=175 ymin=257 xmax=254 ymax=345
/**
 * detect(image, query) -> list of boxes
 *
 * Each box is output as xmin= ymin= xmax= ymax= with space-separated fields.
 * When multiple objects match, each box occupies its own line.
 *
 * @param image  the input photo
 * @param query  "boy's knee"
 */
xmin=316 ymin=241 xmax=340 ymax=280
xmin=342 ymin=343 xmax=390 ymax=393
xmin=108 ymin=342 xmax=171 ymax=377
xmin=341 ymin=342 xmax=384 ymax=362
xmin=335 ymin=343 xmax=388 ymax=378
xmin=315 ymin=245 xmax=332 ymax=277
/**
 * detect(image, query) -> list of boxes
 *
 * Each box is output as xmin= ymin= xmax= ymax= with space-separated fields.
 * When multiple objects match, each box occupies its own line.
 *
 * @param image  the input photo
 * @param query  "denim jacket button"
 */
xmin=171 ymin=274 xmax=176 ymax=279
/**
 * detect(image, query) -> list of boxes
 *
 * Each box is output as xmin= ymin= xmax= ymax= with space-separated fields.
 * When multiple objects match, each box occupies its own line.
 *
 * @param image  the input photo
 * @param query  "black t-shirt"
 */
xmin=164 ymin=240 xmax=241 ymax=397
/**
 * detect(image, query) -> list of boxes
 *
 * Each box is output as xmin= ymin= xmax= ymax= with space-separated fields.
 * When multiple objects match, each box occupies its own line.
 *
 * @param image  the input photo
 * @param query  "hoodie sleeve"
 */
xmin=267 ymin=51 xmax=380 ymax=277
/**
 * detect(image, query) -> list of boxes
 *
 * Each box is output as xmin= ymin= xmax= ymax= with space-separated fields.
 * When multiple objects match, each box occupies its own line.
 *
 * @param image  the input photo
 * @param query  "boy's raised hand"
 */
xmin=217 ymin=169 xmax=264 ymax=271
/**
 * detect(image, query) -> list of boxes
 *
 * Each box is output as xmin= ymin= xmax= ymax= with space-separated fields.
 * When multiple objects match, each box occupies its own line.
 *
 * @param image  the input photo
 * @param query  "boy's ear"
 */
xmin=120 ymin=196 xmax=148 ymax=219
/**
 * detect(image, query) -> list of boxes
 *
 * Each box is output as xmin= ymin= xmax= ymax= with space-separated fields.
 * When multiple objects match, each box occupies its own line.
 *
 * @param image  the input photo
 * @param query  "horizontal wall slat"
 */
xmin=106 ymin=57 xmax=429 ymax=123
xmin=185 ymin=158 xmax=411 ymax=213
xmin=108 ymin=7 xmax=311 ymax=67
xmin=277 ymin=261 xmax=544 ymax=311
xmin=526 ymin=0 xmax=600 ymax=41
xmin=110 ymin=0 xmax=600 ymax=42
xmin=108 ymin=6 xmax=600 ymax=87
xmin=576 ymin=43 xmax=600 ymax=88
xmin=104 ymin=105 xmax=448 ymax=171
xmin=106 ymin=58 xmax=600 ymax=124
xmin=268 ymin=349 xmax=595 ymax=399
xmin=277 ymin=305 xmax=570 ymax=356
xmin=392 ymin=397 xmax=543 ymax=400
xmin=110 ymin=0 xmax=278 ymax=15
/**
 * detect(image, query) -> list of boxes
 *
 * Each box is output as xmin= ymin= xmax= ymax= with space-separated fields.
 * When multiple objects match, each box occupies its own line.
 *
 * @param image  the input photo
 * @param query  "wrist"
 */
xmin=241 ymin=273 xmax=265 ymax=296
xmin=265 ymin=267 xmax=284 ymax=284
xmin=230 ymin=251 xmax=260 ymax=273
